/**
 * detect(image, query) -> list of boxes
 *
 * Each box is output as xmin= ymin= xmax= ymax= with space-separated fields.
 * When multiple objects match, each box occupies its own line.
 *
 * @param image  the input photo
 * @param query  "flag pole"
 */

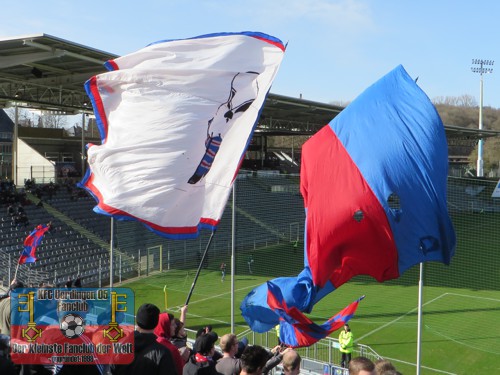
xmin=13 ymin=261 xmax=20 ymax=282
xmin=185 ymin=231 xmax=216 ymax=305
xmin=416 ymin=262 xmax=424 ymax=375
xmin=230 ymin=181 xmax=236 ymax=333
xmin=110 ymin=217 xmax=114 ymax=287
xmin=14 ymin=241 xmax=26 ymax=281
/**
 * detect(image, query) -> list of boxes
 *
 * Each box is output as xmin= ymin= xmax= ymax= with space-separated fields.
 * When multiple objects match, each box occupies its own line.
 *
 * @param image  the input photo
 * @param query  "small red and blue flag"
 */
xmin=19 ymin=224 xmax=50 ymax=264
xmin=267 ymin=280 xmax=364 ymax=347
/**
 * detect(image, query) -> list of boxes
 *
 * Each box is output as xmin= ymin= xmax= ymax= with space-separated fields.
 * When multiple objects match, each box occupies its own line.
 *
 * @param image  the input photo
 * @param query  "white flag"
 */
xmin=80 ymin=32 xmax=285 ymax=238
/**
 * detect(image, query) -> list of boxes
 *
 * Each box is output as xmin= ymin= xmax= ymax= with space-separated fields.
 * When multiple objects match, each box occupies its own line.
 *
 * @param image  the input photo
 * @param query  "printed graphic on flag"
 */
xmin=10 ymin=287 xmax=135 ymax=365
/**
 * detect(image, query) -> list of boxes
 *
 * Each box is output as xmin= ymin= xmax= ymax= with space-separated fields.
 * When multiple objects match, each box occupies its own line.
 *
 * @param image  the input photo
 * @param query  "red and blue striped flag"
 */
xmin=267 ymin=280 xmax=364 ymax=347
xmin=19 ymin=224 xmax=50 ymax=264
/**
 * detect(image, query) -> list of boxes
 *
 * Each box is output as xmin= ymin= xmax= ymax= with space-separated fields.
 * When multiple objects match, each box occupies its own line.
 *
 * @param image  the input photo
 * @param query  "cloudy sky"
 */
xmin=2 ymin=0 xmax=500 ymax=108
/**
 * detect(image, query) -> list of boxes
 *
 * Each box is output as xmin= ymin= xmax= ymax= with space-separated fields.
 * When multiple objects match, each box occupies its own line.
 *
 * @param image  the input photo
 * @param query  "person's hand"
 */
xmin=271 ymin=345 xmax=281 ymax=354
xmin=181 ymin=305 xmax=188 ymax=314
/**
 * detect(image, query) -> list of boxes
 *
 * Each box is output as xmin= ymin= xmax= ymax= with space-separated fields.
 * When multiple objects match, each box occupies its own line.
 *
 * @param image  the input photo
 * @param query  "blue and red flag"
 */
xmin=267 ymin=280 xmax=364 ymax=347
xmin=240 ymin=65 xmax=456 ymax=346
xmin=19 ymin=224 xmax=50 ymax=264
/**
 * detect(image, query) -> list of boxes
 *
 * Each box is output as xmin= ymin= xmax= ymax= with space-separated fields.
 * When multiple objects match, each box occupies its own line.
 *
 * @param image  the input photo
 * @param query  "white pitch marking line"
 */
xmin=356 ymin=293 xmax=449 ymax=342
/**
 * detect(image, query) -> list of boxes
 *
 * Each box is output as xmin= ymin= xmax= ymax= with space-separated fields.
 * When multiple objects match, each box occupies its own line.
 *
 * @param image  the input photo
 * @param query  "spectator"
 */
xmin=183 ymin=331 xmax=219 ymax=375
xmin=171 ymin=317 xmax=191 ymax=363
xmin=374 ymin=359 xmax=401 ymax=375
xmin=240 ymin=345 xmax=269 ymax=375
xmin=194 ymin=324 xmax=222 ymax=361
xmin=348 ymin=356 xmax=376 ymax=375
xmin=247 ymin=255 xmax=254 ymax=274
xmin=0 ymin=334 xmax=17 ymax=375
xmin=111 ymin=303 xmax=177 ymax=375
xmin=0 ymin=279 xmax=23 ymax=301
xmin=339 ymin=323 xmax=354 ymax=368
xmin=281 ymin=349 xmax=301 ymax=375
xmin=216 ymin=333 xmax=241 ymax=375
xmin=220 ymin=262 xmax=227 ymax=282
xmin=235 ymin=337 xmax=248 ymax=359
xmin=154 ymin=312 xmax=185 ymax=375
xmin=0 ymin=280 xmax=24 ymax=336
xmin=262 ymin=345 xmax=292 ymax=375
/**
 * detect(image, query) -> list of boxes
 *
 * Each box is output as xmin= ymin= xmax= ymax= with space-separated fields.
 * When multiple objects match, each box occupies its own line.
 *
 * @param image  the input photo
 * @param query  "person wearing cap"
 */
xmin=339 ymin=323 xmax=354 ymax=368
xmin=235 ymin=337 xmax=248 ymax=358
xmin=154 ymin=312 xmax=185 ymax=375
xmin=111 ymin=303 xmax=177 ymax=375
xmin=194 ymin=328 xmax=222 ymax=362
xmin=183 ymin=332 xmax=220 ymax=375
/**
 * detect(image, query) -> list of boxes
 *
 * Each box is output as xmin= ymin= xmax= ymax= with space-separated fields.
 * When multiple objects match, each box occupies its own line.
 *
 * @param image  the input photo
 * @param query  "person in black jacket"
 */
xmin=183 ymin=332 xmax=220 ymax=375
xmin=112 ymin=303 xmax=177 ymax=375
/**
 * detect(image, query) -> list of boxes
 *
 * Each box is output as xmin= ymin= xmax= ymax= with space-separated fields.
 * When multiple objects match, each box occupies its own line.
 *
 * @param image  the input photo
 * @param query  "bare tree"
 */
xmin=4 ymin=107 xmax=36 ymax=126
xmin=40 ymin=112 xmax=68 ymax=128
xmin=432 ymin=95 xmax=477 ymax=107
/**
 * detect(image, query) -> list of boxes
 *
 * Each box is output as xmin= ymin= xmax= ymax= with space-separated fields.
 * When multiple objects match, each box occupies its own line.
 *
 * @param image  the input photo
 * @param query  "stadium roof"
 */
xmin=0 ymin=33 xmax=499 ymax=140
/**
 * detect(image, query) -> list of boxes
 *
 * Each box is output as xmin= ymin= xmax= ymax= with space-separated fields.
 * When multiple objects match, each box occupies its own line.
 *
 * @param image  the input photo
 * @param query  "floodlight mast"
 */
xmin=471 ymin=59 xmax=494 ymax=177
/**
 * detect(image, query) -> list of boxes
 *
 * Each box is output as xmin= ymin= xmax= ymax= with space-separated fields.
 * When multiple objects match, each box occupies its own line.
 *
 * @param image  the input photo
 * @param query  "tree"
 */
xmin=40 ymin=112 xmax=67 ymax=128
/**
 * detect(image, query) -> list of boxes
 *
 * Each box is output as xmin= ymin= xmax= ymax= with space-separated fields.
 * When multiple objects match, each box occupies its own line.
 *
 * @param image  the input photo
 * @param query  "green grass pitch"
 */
xmin=120 ymin=212 xmax=500 ymax=375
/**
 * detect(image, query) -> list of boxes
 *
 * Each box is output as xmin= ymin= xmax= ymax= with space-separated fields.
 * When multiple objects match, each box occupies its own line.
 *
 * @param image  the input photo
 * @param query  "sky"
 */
xmin=2 ymin=0 xmax=500 ymax=109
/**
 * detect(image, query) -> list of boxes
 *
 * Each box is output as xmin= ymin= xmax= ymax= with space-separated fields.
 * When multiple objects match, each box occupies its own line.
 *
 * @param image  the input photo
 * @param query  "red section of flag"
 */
xmin=301 ymin=126 xmax=400 ymax=288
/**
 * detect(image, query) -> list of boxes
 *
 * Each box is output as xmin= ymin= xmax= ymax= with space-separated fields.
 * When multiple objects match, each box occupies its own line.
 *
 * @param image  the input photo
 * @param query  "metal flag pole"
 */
xmin=110 ymin=217 xmax=114 ymax=287
xmin=416 ymin=262 xmax=424 ymax=375
xmin=231 ymin=181 xmax=236 ymax=333
xmin=13 ymin=102 xmax=18 ymax=186
xmin=185 ymin=231 xmax=216 ymax=305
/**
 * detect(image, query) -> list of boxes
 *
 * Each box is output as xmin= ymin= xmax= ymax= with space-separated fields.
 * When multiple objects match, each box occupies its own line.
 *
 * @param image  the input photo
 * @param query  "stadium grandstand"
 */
xmin=1 ymin=33 xmax=500 ymax=374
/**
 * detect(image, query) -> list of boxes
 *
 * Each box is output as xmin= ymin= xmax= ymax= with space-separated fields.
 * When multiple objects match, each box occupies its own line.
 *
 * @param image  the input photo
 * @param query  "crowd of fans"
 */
xmin=0 ymin=285 xmax=402 ymax=375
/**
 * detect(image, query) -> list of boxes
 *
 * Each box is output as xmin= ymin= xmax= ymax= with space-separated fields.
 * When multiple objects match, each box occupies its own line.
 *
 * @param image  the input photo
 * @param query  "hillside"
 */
xmin=435 ymin=103 xmax=500 ymax=171
xmin=269 ymin=100 xmax=500 ymax=173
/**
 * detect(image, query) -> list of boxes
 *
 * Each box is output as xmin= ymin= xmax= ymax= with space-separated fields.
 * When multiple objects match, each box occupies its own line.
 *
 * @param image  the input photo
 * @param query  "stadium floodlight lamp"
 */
xmin=471 ymin=58 xmax=494 ymax=177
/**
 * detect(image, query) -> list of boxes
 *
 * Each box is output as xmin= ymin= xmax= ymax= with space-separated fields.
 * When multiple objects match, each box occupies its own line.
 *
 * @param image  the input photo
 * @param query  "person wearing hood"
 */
xmin=154 ymin=312 xmax=185 ymax=375
xmin=111 ymin=303 xmax=177 ymax=375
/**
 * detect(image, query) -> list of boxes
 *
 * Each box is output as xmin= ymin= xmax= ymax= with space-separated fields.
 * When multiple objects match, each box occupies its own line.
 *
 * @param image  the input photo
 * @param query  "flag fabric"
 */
xmin=241 ymin=65 xmax=456 ymax=345
xmin=267 ymin=280 xmax=364 ymax=347
xmin=79 ymin=32 xmax=285 ymax=239
xmin=19 ymin=224 xmax=50 ymax=264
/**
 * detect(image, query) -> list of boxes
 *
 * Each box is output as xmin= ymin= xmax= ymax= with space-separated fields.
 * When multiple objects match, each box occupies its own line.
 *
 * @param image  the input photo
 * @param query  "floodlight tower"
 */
xmin=471 ymin=59 xmax=494 ymax=177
